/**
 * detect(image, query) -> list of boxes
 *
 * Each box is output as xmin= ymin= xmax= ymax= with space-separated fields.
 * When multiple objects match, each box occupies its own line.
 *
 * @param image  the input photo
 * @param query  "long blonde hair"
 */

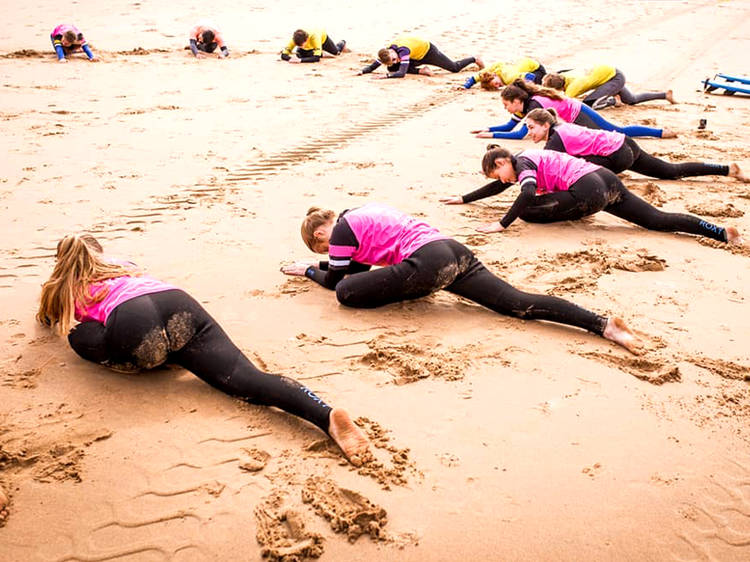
xmin=37 ymin=234 xmax=136 ymax=334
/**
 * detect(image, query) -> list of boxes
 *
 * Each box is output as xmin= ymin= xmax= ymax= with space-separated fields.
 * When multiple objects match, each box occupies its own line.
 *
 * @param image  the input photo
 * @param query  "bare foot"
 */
xmin=419 ymin=67 xmax=434 ymax=77
xmin=661 ymin=128 xmax=678 ymax=139
xmin=474 ymin=56 xmax=485 ymax=70
xmin=603 ymin=317 xmax=644 ymax=355
xmin=666 ymin=89 xmax=676 ymax=104
xmin=728 ymin=163 xmax=750 ymax=183
xmin=328 ymin=408 xmax=370 ymax=466
xmin=614 ymin=94 xmax=624 ymax=107
xmin=726 ymin=226 xmax=744 ymax=244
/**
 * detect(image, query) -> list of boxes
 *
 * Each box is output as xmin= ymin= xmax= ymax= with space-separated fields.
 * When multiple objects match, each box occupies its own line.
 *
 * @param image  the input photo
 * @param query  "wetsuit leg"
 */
xmin=321 ymin=36 xmax=340 ymax=55
xmin=576 ymin=105 xmax=664 ymax=138
xmin=418 ymin=43 xmax=475 ymax=72
xmin=445 ymin=253 xmax=608 ymax=334
xmin=335 ymin=240 xmax=469 ymax=308
xmin=75 ymin=289 xmax=333 ymax=432
xmin=617 ymin=86 xmax=666 ymax=105
xmin=600 ymin=171 xmax=728 ymax=241
xmin=582 ymin=139 xmax=635 ymax=174
xmin=68 ymin=321 xmax=110 ymax=364
xmin=517 ymin=191 xmax=593 ymax=223
xmin=628 ymin=139 xmax=729 ymax=179
xmin=582 ymin=69 xmax=626 ymax=106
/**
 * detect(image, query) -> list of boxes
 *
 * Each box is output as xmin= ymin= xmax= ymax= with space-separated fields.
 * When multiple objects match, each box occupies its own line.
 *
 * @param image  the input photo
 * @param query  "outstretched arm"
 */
xmin=361 ymin=60 xmax=381 ymax=74
xmin=460 ymin=179 xmax=514 ymax=203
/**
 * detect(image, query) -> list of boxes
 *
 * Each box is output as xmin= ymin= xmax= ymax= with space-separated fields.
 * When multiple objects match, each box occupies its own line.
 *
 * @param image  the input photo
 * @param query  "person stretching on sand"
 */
xmin=543 ymin=66 xmax=675 ymax=110
xmin=462 ymin=56 xmax=546 ymax=89
xmin=37 ymin=234 xmax=369 ymax=464
xmin=50 ymin=24 xmax=96 ymax=62
xmin=440 ymin=146 xmax=744 ymax=243
xmin=360 ymin=36 xmax=483 ymax=78
xmin=281 ymin=203 xmax=642 ymax=354
xmin=280 ymin=28 xmax=346 ymax=63
xmin=471 ymin=80 xmax=676 ymax=140
xmin=189 ymin=23 xmax=229 ymax=58
xmin=524 ymin=108 xmax=749 ymax=181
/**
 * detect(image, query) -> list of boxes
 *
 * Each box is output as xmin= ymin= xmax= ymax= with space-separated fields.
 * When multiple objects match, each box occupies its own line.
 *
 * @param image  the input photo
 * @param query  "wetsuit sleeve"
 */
xmin=490 ymin=119 xmax=529 ymax=140
xmin=488 ymin=117 xmax=520 ymax=132
xmin=463 ymin=76 xmax=477 ymax=89
xmin=299 ymin=54 xmax=321 ymax=63
xmin=461 ymin=180 xmax=514 ymax=203
xmin=52 ymin=34 xmax=65 ymax=60
xmin=499 ymin=157 xmax=537 ymax=228
xmin=361 ymin=60 xmax=381 ymax=74
xmin=386 ymin=47 xmax=411 ymax=78
xmin=189 ymin=39 xmax=199 ymax=56
xmin=82 ymin=44 xmax=94 ymax=59
xmin=282 ymin=38 xmax=296 ymax=56
xmin=304 ymin=220 xmax=360 ymax=290
xmin=544 ymin=130 xmax=565 ymax=153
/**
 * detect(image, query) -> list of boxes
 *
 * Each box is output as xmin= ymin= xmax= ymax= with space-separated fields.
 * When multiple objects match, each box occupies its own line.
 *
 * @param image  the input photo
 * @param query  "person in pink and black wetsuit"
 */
xmin=281 ymin=203 xmax=643 ymax=354
xmin=50 ymin=24 xmax=96 ymax=62
xmin=37 ymin=234 xmax=369 ymax=464
xmin=440 ymin=147 xmax=744 ymax=244
xmin=471 ymin=79 xmax=675 ymax=140
xmin=523 ymin=107 xmax=748 ymax=182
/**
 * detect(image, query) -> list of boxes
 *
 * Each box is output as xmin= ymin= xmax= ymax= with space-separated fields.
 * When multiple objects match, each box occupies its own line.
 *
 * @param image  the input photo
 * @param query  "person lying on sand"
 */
xmin=440 ymin=145 xmax=745 ymax=243
xmin=189 ymin=23 xmax=229 ymax=58
xmin=281 ymin=203 xmax=642 ymax=354
xmin=37 ymin=234 xmax=368 ymax=464
xmin=280 ymin=28 xmax=346 ymax=63
xmin=359 ymin=36 xmax=483 ymax=78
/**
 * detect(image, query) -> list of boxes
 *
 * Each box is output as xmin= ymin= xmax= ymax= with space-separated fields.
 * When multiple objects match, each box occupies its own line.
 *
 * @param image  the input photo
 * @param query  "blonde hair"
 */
xmin=301 ymin=207 xmax=336 ymax=251
xmin=478 ymin=71 xmax=502 ymax=90
xmin=37 ymin=234 xmax=136 ymax=334
xmin=482 ymin=144 xmax=514 ymax=177
xmin=526 ymin=107 xmax=559 ymax=127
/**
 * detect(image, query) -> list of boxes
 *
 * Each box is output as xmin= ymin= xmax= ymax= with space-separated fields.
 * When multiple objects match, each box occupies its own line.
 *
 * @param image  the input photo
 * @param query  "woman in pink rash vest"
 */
xmin=281 ymin=202 xmax=643 ymax=354
xmin=439 ymin=147 xmax=744 ymax=245
xmin=36 ymin=234 xmax=369 ymax=464
xmin=524 ymin=108 xmax=748 ymax=182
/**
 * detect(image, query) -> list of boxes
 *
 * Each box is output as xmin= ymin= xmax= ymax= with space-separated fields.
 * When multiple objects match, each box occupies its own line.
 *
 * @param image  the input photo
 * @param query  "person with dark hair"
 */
xmin=37 ymin=235 xmax=370 ymax=465
xmin=440 ymin=146 xmax=744 ymax=243
xmin=189 ymin=23 xmax=229 ymax=58
xmin=471 ymin=79 xmax=675 ymax=140
xmin=543 ymin=66 xmax=674 ymax=110
xmin=360 ymin=36 xmax=483 ymax=78
xmin=281 ymin=204 xmax=644 ymax=354
xmin=524 ymin=107 xmax=748 ymax=181
xmin=281 ymin=28 xmax=346 ymax=63
xmin=50 ymin=24 xmax=96 ymax=62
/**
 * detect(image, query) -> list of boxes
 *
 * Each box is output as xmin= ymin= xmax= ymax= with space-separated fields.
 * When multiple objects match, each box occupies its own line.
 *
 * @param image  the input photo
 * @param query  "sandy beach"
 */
xmin=2 ymin=0 xmax=750 ymax=560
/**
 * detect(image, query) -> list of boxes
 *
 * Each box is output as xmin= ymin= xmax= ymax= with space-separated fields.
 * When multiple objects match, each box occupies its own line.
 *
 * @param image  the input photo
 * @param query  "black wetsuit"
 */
xmin=461 ymin=157 xmax=729 ymax=241
xmin=68 ymin=288 xmax=332 ymax=432
xmin=545 ymin=129 xmax=729 ymax=179
xmin=304 ymin=212 xmax=608 ymax=335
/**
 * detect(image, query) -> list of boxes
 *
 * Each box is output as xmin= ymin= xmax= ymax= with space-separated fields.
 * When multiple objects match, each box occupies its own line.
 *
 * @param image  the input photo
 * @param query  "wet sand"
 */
xmin=1 ymin=0 xmax=750 ymax=560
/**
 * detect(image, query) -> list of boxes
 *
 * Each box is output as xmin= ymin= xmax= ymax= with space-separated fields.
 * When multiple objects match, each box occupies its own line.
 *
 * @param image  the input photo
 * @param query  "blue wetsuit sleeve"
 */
xmin=491 ymin=124 xmax=528 ymax=139
xmin=488 ymin=118 xmax=518 ymax=132
xmin=189 ymin=39 xmax=199 ymax=56
xmin=82 ymin=44 xmax=94 ymax=59
xmin=52 ymin=35 xmax=65 ymax=60
xmin=54 ymin=44 xmax=65 ymax=60
xmin=463 ymin=76 xmax=476 ymax=89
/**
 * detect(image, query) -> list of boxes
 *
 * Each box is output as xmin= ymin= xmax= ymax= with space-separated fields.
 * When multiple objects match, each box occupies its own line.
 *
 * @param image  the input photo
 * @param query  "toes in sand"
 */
xmin=329 ymin=408 xmax=370 ymax=466
xmin=604 ymin=317 xmax=645 ymax=355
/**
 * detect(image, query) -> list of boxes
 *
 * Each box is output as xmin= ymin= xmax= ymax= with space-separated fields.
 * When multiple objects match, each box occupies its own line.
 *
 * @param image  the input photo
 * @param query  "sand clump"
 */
xmin=255 ymin=492 xmax=326 ymax=562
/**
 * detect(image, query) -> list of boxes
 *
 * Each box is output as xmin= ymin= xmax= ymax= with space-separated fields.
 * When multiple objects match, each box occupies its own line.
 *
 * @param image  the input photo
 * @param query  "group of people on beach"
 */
xmin=39 ymin=24 xmax=747 ymax=465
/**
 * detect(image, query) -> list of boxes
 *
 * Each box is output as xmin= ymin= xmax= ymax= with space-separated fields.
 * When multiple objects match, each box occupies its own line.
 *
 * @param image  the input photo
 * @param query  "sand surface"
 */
xmin=2 ymin=0 xmax=750 ymax=560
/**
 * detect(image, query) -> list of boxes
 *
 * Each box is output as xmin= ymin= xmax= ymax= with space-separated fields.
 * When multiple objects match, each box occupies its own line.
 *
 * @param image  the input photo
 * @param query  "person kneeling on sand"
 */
xmin=189 ymin=23 xmax=229 ymax=58
xmin=281 ymin=28 xmax=346 ymax=63
xmin=37 ymin=234 xmax=369 ymax=465
xmin=50 ymin=24 xmax=97 ymax=62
